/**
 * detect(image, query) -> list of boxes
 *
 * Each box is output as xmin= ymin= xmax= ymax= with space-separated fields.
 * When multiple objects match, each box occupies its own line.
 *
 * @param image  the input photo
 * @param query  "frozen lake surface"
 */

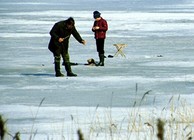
xmin=0 ymin=0 xmax=194 ymax=139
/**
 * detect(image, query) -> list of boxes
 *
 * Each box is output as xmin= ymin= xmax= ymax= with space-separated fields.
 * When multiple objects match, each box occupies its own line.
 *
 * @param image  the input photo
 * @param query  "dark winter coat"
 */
xmin=92 ymin=18 xmax=108 ymax=39
xmin=48 ymin=20 xmax=83 ymax=53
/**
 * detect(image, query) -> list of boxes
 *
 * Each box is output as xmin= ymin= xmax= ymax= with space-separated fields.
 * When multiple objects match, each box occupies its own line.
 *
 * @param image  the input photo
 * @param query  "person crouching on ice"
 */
xmin=48 ymin=17 xmax=86 ymax=77
xmin=92 ymin=11 xmax=108 ymax=66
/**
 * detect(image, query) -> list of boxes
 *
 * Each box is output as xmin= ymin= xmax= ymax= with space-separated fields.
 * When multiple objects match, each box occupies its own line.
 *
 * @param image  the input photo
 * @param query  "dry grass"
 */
xmin=0 ymin=115 xmax=20 ymax=140
xmin=0 ymin=115 xmax=7 ymax=140
xmin=1 ymin=94 xmax=193 ymax=140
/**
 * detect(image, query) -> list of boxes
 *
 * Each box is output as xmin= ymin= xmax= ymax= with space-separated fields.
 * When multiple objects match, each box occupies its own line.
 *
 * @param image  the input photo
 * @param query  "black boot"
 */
xmin=64 ymin=62 xmax=77 ymax=77
xmin=96 ymin=54 xmax=104 ymax=66
xmin=55 ymin=62 xmax=64 ymax=77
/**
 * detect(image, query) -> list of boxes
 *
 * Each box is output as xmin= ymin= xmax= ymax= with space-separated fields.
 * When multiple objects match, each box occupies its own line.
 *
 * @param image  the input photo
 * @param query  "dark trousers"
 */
xmin=96 ymin=39 xmax=105 ymax=55
xmin=53 ymin=44 xmax=70 ymax=64
xmin=52 ymin=45 xmax=75 ymax=75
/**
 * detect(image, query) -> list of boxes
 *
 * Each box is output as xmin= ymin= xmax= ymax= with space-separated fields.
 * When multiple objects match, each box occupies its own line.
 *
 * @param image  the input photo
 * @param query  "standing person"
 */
xmin=92 ymin=11 xmax=108 ymax=66
xmin=48 ymin=17 xmax=86 ymax=77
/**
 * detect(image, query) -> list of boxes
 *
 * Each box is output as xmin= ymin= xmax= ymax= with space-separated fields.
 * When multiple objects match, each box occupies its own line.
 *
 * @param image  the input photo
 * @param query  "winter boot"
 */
xmin=64 ymin=62 xmax=77 ymax=77
xmin=55 ymin=62 xmax=64 ymax=77
xmin=96 ymin=54 xmax=104 ymax=66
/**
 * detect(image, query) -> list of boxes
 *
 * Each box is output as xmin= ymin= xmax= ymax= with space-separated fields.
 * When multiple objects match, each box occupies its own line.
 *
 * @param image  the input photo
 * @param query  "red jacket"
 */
xmin=92 ymin=17 xmax=108 ymax=39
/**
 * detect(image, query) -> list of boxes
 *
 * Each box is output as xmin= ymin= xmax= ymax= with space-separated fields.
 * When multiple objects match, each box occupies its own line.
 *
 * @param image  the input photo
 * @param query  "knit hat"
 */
xmin=66 ymin=17 xmax=75 ymax=26
xmin=93 ymin=11 xmax=101 ymax=19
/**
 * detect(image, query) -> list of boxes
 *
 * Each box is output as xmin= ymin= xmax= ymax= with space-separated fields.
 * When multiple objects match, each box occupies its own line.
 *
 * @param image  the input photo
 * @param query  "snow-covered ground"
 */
xmin=0 ymin=0 xmax=194 ymax=139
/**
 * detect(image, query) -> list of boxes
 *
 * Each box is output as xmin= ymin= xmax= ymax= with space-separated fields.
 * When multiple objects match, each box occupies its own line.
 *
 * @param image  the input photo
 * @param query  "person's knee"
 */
xmin=54 ymin=56 xmax=61 ymax=63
